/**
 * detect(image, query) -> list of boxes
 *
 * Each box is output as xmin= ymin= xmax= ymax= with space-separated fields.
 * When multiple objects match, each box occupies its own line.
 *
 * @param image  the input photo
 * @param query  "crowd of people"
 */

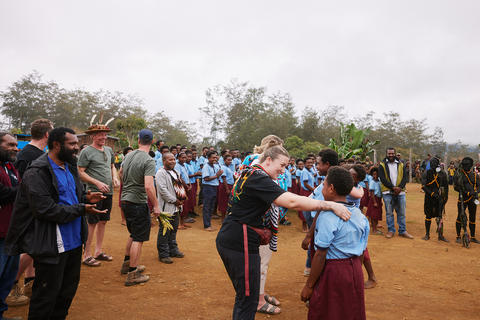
xmin=0 ymin=119 xmax=478 ymax=320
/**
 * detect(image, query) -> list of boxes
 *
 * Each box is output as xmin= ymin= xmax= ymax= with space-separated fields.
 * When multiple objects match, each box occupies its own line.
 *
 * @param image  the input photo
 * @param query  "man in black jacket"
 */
xmin=5 ymin=127 xmax=105 ymax=320
xmin=379 ymin=148 xmax=413 ymax=239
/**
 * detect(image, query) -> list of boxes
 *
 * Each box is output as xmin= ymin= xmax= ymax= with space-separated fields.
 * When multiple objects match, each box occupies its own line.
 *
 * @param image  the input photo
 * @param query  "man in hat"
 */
xmin=77 ymin=123 xmax=120 ymax=266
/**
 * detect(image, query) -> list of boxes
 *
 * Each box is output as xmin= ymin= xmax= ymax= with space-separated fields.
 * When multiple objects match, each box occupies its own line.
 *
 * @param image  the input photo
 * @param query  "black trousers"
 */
xmin=198 ymin=178 xmax=204 ymax=205
xmin=216 ymin=243 xmax=260 ymax=320
xmin=157 ymin=211 xmax=180 ymax=258
xmin=456 ymin=199 xmax=477 ymax=237
xmin=29 ymin=246 xmax=82 ymax=320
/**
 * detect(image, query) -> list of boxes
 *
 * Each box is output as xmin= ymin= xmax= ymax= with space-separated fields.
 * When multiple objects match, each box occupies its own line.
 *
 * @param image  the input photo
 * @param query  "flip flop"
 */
xmin=257 ymin=302 xmax=281 ymax=315
xmin=264 ymin=294 xmax=281 ymax=306
xmin=82 ymin=257 xmax=101 ymax=267
xmin=178 ymin=225 xmax=187 ymax=230
xmin=182 ymin=224 xmax=192 ymax=228
xmin=371 ymin=230 xmax=383 ymax=235
xmin=95 ymin=253 xmax=113 ymax=261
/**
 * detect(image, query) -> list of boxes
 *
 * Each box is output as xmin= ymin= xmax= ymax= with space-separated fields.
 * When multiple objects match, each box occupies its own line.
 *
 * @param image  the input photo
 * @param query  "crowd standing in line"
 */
xmin=1 ymin=120 xmax=479 ymax=319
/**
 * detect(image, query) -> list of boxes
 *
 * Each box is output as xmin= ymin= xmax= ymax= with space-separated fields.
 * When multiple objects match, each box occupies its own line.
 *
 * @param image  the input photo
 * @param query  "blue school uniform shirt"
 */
xmin=314 ymin=203 xmax=370 ymax=260
xmin=228 ymin=162 xmax=236 ymax=175
xmin=301 ymin=168 xmax=314 ymax=191
xmin=198 ymin=156 xmax=207 ymax=168
xmin=186 ymin=161 xmax=197 ymax=184
xmin=218 ymin=157 xmax=224 ymax=166
xmin=221 ymin=164 xmax=234 ymax=185
xmin=154 ymin=150 xmax=162 ymax=162
xmin=284 ymin=167 xmax=292 ymax=188
xmin=310 ymin=183 xmax=324 ymax=219
xmin=359 ymin=176 xmax=367 ymax=188
xmin=233 ymin=157 xmax=241 ymax=169
xmin=296 ymin=168 xmax=303 ymax=180
xmin=287 ymin=165 xmax=296 ymax=182
xmin=48 ymin=157 xmax=82 ymax=252
xmin=175 ymin=162 xmax=190 ymax=185
xmin=156 ymin=157 xmax=164 ymax=172
xmin=346 ymin=185 xmax=362 ymax=208
xmin=369 ymin=178 xmax=382 ymax=198
xmin=202 ymin=163 xmax=224 ymax=186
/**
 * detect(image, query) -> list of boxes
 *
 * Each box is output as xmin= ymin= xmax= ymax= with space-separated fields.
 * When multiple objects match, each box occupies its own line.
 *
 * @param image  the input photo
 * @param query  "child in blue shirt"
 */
xmin=301 ymin=166 xmax=369 ymax=320
xmin=219 ymin=155 xmax=235 ymax=223
xmin=202 ymin=151 xmax=225 ymax=231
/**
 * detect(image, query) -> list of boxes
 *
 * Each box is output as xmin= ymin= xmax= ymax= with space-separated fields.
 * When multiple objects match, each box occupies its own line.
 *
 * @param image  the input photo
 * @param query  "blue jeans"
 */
xmin=383 ymin=193 xmax=407 ymax=234
xmin=0 ymin=238 xmax=20 ymax=318
xmin=203 ymin=185 xmax=217 ymax=228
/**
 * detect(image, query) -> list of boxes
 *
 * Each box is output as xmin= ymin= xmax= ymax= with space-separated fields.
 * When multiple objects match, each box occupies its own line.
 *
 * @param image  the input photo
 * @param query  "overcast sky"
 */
xmin=1 ymin=1 xmax=479 ymax=145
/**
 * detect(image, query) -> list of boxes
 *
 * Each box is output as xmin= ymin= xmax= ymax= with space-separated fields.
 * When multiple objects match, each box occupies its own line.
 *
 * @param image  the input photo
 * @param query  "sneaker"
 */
xmin=5 ymin=283 xmax=29 ymax=307
xmin=303 ymin=268 xmax=311 ymax=277
xmin=172 ymin=252 xmax=185 ymax=258
xmin=22 ymin=281 xmax=34 ymax=297
xmin=159 ymin=257 xmax=173 ymax=264
xmin=204 ymin=227 xmax=215 ymax=232
xmin=125 ymin=269 xmax=149 ymax=286
xmin=120 ymin=260 xmax=145 ymax=275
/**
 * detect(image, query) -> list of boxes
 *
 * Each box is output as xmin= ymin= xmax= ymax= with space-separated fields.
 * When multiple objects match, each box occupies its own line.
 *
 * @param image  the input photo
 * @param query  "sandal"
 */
xmin=82 ymin=257 xmax=101 ymax=267
xmin=371 ymin=230 xmax=383 ymax=235
xmin=95 ymin=253 xmax=113 ymax=261
xmin=257 ymin=302 xmax=281 ymax=315
xmin=280 ymin=220 xmax=292 ymax=226
xmin=177 ymin=225 xmax=187 ymax=230
xmin=264 ymin=294 xmax=281 ymax=306
xmin=182 ymin=224 xmax=192 ymax=228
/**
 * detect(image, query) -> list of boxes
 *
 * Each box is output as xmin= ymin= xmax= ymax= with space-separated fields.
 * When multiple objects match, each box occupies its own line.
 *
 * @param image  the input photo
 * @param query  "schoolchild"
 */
xmin=186 ymin=150 xmax=201 ymax=218
xmin=202 ymin=151 xmax=225 ymax=231
xmin=301 ymin=167 xmax=369 ymax=320
xmin=295 ymin=159 xmax=304 ymax=195
xmin=174 ymin=152 xmax=192 ymax=229
xmin=367 ymin=166 xmax=383 ymax=235
xmin=218 ymin=154 xmax=235 ymax=223
xmin=155 ymin=145 xmax=170 ymax=172
xmin=197 ymin=147 xmax=209 ymax=206
xmin=299 ymin=158 xmax=316 ymax=232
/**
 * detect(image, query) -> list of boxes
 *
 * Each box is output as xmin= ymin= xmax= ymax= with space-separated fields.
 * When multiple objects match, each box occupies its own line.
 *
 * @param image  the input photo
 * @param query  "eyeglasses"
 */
xmin=102 ymin=150 xmax=108 ymax=162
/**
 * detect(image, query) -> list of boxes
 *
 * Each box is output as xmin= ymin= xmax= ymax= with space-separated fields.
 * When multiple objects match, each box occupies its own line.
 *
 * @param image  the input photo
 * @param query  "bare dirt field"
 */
xmin=6 ymin=183 xmax=480 ymax=319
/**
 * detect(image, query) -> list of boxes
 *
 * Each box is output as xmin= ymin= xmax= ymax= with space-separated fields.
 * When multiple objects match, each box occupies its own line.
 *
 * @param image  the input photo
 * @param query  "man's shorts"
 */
xmin=87 ymin=195 xmax=113 ymax=224
xmin=121 ymin=202 xmax=151 ymax=242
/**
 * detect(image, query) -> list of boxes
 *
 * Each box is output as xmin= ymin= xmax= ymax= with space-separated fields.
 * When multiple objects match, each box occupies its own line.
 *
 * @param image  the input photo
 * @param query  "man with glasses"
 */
xmin=78 ymin=124 xmax=120 ymax=267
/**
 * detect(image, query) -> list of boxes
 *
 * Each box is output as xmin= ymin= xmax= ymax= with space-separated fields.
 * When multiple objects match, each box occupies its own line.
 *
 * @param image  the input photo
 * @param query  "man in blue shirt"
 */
xmin=5 ymin=127 xmax=106 ymax=320
xmin=153 ymin=140 xmax=164 ymax=162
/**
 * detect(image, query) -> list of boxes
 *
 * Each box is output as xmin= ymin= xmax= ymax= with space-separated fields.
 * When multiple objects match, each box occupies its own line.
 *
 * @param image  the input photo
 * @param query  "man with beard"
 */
xmin=421 ymin=157 xmax=449 ymax=242
xmin=454 ymin=157 xmax=480 ymax=244
xmin=4 ymin=127 xmax=106 ymax=320
xmin=379 ymin=148 xmax=413 ymax=239
xmin=78 ymin=124 xmax=120 ymax=267
xmin=0 ymin=132 xmax=24 ymax=320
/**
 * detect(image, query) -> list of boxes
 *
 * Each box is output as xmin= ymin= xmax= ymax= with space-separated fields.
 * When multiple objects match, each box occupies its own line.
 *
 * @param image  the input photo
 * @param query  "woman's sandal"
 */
xmin=82 ymin=257 xmax=101 ymax=267
xmin=264 ymin=294 xmax=281 ymax=306
xmin=257 ymin=302 xmax=281 ymax=315
xmin=372 ymin=230 xmax=383 ymax=235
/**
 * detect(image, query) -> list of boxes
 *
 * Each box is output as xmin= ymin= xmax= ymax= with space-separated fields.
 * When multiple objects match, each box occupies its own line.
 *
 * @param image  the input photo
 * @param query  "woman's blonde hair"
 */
xmin=259 ymin=145 xmax=290 ymax=163
xmin=253 ymin=135 xmax=284 ymax=154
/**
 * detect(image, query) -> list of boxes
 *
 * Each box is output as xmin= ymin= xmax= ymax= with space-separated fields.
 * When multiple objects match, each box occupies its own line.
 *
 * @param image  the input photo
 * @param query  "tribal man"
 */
xmin=454 ymin=157 xmax=480 ymax=244
xmin=421 ymin=157 xmax=449 ymax=242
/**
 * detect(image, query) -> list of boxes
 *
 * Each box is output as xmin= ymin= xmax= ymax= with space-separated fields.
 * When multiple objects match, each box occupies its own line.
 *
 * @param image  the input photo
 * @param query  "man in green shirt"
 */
xmin=119 ymin=129 xmax=161 ymax=286
xmin=78 ymin=125 xmax=120 ymax=267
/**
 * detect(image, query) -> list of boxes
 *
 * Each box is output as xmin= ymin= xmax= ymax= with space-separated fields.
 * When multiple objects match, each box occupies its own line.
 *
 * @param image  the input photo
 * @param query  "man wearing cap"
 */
xmin=77 ymin=123 xmax=120 ymax=266
xmin=119 ymin=129 xmax=161 ymax=286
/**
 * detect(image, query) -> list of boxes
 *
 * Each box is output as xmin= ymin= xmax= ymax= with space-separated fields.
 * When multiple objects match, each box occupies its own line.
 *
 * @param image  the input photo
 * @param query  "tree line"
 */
xmin=1 ymin=72 xmax=478 ymax=160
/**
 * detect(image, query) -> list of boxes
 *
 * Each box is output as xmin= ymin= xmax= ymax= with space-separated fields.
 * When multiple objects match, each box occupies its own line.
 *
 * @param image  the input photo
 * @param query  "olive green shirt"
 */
xmin=121 ymin=149 xmax=156 ymax=204
xmin=77 ymin=145 xmax=115 ymax=195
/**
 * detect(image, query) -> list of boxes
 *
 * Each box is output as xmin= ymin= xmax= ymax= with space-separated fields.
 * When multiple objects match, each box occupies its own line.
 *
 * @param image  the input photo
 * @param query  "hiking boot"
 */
xmin=159 ymin=257 xmax=173 ymax=264
xmin=120 ymin=260 xmax=145 ymax=274
xmin=172 ymin=252 xmax=185 ymax=258
xmin=125 ymin=269 xmax=149 ymax=287
xmin=5 ymin=283 xmax=29 ymax=307
xmin=22 ymin=280 xmax=34 ymax=297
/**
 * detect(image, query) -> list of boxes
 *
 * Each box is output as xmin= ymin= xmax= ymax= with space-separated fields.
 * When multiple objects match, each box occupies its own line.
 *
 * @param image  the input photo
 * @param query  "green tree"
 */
xmin=115 ymin=115 xmax=147 ymax=146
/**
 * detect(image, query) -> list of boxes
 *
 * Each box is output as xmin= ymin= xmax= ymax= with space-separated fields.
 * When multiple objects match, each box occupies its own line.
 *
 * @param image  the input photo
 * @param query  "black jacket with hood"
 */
xmin=4 ymin=153 xmax=88 ymax=264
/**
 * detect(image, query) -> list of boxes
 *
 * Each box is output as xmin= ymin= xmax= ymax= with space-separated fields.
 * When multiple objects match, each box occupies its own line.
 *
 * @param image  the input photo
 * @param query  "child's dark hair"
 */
xmin=352 ymin=164 xmax=367 ymax=181
xmin=318 ymin=148 xmax=339 ymax=167
xmin=296 ymin=159 xmax=304 ymax=165
xmin=223 ymin=153 xmax=232 ymax=161
xmin=207 ymin=151 xmax=217 ymax=158
xmin=369 ymin=166 xmax=379 ymax=175
xmin=325 ymin=167 xmax=354 ymax=196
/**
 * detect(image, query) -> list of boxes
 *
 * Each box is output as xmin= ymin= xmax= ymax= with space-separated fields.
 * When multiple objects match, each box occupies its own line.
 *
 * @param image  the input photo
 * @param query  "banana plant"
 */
xmin=328 ymin=123 xmax=379 ymax=160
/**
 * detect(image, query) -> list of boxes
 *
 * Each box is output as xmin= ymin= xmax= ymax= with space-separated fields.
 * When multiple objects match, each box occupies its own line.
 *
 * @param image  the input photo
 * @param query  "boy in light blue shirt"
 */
xmin=202 ymin=151 xmax=225 ymax=231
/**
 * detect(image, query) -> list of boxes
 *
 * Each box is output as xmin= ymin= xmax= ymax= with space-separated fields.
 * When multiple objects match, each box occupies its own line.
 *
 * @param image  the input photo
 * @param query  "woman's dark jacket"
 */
xmin=4 ymin=153 xmax=87 ymax=264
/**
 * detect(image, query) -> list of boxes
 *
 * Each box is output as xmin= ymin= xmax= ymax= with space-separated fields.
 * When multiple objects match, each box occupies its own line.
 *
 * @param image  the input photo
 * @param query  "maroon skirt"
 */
xmin=308 ymin=256 xmax=366 ymax=320
xmin=298 ymin=188 xmax=312 ymax=222
xmin=218 ymin=183 xmax=233 ymax=213
xmin=291 ymin=179 xmax=299 ymax=195
xmin=366 ymin=195 xmax=383 ymax=221
xmin=360 ymin=187 xmax=370 ymax=207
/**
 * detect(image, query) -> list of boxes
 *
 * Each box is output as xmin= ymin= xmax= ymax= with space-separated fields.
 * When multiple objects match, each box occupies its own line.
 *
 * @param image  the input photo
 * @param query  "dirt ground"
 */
xmin=5 ymin=183 xmax=480 ymax=319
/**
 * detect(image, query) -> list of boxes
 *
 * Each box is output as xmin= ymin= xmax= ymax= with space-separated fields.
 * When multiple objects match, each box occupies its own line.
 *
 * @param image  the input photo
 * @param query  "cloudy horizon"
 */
xmin=1 ymin=1 xmax=479 ymax=146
